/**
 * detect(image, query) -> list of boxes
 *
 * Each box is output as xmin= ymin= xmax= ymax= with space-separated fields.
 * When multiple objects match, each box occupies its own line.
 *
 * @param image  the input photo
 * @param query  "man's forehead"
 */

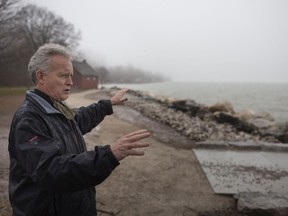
xmin=50 ymin=55 xmax=71 ymax=63
xmin=49 ymin=56 xmax=72 ymax=68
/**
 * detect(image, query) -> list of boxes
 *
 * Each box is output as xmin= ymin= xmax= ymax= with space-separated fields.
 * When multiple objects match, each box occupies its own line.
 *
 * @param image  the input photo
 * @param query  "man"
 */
xmin=8 ymin=43 xmax=150 ymax=216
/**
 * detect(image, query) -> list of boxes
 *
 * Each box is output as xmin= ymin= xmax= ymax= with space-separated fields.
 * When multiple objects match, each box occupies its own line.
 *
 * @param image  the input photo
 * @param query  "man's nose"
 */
xmin=67 ymin=76 xmax=73 ymax=85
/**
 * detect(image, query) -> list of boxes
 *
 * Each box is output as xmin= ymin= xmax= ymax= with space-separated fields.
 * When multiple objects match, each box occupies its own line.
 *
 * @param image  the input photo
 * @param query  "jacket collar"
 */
xmin=27 ymin=91 xmax=60 ymax=114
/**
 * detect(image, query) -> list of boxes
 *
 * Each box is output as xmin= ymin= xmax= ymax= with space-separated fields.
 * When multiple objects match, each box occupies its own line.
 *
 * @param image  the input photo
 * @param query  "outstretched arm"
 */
xmin=75 ymin=88 xmax=129 ymax=134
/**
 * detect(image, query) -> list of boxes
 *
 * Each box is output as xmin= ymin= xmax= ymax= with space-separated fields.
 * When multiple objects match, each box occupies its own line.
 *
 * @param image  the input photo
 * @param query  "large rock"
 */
xmin=214 ymin=112 xmax=257 ymax=133
xmin=209 ymin=100 xmax=236 ymax=114
xmin=168 ymin=99 xmax=211 ymax=119
xmin=244 ymin=120 xmax=288 ymax=143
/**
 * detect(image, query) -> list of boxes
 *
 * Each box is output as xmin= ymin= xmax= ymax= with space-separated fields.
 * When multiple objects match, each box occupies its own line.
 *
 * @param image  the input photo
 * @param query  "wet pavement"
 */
xmin=193 ymin=143 xmax=288 ymax=214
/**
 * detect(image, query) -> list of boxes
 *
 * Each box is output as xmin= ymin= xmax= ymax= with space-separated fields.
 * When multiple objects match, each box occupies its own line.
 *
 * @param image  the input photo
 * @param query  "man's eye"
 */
xmin=59 ymin=73 xmax=72 ymax=78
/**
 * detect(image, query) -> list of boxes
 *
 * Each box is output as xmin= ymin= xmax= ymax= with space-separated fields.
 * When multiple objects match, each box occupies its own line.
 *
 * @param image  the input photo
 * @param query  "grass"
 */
xmin=0 ymin=87 xmax=27 ymax=127
xmin=0 ymin=87 xmax=28 ymax=96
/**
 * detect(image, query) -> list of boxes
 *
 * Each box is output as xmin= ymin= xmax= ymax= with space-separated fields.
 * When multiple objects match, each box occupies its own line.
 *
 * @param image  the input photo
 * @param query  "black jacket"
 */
xmin=8 ymin=91 xmax=119 ymax=216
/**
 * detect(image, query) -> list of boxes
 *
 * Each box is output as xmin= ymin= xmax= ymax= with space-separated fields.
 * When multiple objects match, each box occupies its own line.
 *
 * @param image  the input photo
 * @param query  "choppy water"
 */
xmin=103 ymin=82 xmax=288 ymax=122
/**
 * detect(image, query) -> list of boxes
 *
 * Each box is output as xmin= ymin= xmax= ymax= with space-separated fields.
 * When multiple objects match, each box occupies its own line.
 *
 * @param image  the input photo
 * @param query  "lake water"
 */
xmin=103 ymin=82 xmax=288 ymax=122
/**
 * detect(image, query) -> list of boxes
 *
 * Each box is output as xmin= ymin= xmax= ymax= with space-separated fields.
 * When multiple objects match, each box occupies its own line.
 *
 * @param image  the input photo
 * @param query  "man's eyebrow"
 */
xmin=59 ymin=71 xmax=73 ymax=75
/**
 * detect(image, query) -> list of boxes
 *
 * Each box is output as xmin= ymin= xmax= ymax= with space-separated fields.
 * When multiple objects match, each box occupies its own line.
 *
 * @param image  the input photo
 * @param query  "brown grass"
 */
xmin=0 ymin=88 xmax=26 ymax=215
xmin=0 ymin=88 xmax=26 ymax=127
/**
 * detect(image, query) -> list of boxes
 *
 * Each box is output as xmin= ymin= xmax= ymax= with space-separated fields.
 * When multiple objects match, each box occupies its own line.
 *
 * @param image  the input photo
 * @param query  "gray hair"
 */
xmin=28 ymin=43 xmax=72 ymax=84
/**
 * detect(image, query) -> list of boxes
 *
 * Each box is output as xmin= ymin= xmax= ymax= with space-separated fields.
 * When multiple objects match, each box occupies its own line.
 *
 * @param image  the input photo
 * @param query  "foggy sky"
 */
xmin=24 ymin=0 xmax=288 ymax=83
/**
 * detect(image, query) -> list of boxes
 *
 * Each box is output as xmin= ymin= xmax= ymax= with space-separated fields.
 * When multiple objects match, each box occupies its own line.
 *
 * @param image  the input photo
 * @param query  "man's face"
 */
xmin=37 ymin=55 xmax=73 ymax=101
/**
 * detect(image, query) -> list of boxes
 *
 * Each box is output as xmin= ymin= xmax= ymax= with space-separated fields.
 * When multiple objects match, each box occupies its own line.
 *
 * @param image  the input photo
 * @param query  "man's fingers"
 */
xmin=119 ymin=98 xmax=128 ymax=103
xmin=126 ymin=150 xmax=145 ymax=156
xmin=126 ymin=141 xmax=150 ymax=149
xmin=116 ymin=88 xmax=128 ymax=99
xmin=111 ymin=88 xmax=129 ymax=105
xmin=125 ymin=142 xmax=150 ymax=156
xmin=126 ymin=133 xmax=150 ymax=143
xmin=125 ymin=129 xmax=150 ymax=139
xmin=125 ymin=129 xmax=148 ymax=136
xmin=111 ymin=129 xmax=151 ymax=161
xmin=119 ymin=88 xmax=129 ymax=93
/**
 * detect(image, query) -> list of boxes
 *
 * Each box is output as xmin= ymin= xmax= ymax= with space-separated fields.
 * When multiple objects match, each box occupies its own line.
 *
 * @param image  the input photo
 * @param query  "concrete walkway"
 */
xmin=194 ymin=141 xmax=288 ymax=215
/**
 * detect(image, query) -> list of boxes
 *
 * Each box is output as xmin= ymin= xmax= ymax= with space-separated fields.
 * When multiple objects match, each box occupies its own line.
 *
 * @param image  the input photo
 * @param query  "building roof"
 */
xmin=73 ymin=60 xmax=98 ymax=76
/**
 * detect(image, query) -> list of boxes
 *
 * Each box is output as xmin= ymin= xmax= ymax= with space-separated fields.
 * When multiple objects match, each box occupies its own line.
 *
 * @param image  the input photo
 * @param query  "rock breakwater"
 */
xmin=106 ymin=87 xmax=288 ymax=144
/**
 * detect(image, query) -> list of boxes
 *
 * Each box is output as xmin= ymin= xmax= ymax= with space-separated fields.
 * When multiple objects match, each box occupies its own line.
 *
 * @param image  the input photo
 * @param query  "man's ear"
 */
xmin=36 ymin=70 xmax=46 ymax=85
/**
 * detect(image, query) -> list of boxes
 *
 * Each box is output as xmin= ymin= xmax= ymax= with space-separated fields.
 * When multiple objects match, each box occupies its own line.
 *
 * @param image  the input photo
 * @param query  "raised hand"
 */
xmin=111 ymin=88 xmax=129 ymax=105
xmin=111 ymin=129 xmax=150 ymax=161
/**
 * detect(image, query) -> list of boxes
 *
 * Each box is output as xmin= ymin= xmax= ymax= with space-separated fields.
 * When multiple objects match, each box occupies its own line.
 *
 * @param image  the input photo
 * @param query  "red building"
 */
xmin=72 ymin=60 xmax=99 ymax=90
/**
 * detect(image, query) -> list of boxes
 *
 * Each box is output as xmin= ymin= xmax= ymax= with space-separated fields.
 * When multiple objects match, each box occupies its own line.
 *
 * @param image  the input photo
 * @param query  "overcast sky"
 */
xmin=24 ymin=0 xmax=288 ymax=83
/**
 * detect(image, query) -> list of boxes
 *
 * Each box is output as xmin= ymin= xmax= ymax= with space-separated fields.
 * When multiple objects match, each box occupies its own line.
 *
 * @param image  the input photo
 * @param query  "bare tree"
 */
xmin=14 ymin=4 xmax=81 ymax=52
xmin=0 ymin=0 xmax=21 ymax=25
xmin=0 ymin=3 xmax=82 ymax=86
xmin=0 ymin=0 xmax=22 ymax=51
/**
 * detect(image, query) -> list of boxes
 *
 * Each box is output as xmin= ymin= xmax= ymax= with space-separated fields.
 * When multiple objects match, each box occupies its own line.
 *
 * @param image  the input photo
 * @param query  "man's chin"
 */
xmin=60 ymin=95 xmax=69 ymax=101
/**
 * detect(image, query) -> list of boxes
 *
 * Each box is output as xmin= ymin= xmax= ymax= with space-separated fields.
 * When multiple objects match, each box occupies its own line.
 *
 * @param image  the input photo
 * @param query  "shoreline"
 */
xmin=102 ymin=82 xmax=288 ymax=123
xmin=88 ymin=87 xmax=288 ymax=145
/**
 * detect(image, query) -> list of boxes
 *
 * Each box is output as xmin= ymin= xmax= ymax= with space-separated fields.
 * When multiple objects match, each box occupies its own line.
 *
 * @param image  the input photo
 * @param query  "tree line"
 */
xmin=104 ymin=65 xmax=169 ymax=83
xmin=0 ymin=0 xmax=168 ymax=87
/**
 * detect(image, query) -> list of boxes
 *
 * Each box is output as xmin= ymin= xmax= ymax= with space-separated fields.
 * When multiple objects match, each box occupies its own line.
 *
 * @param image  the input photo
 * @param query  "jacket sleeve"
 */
xmin=11 ymin=113 xmax=119 ymax=193
xmin=74 ymin=100 xmax=113 ymax=135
